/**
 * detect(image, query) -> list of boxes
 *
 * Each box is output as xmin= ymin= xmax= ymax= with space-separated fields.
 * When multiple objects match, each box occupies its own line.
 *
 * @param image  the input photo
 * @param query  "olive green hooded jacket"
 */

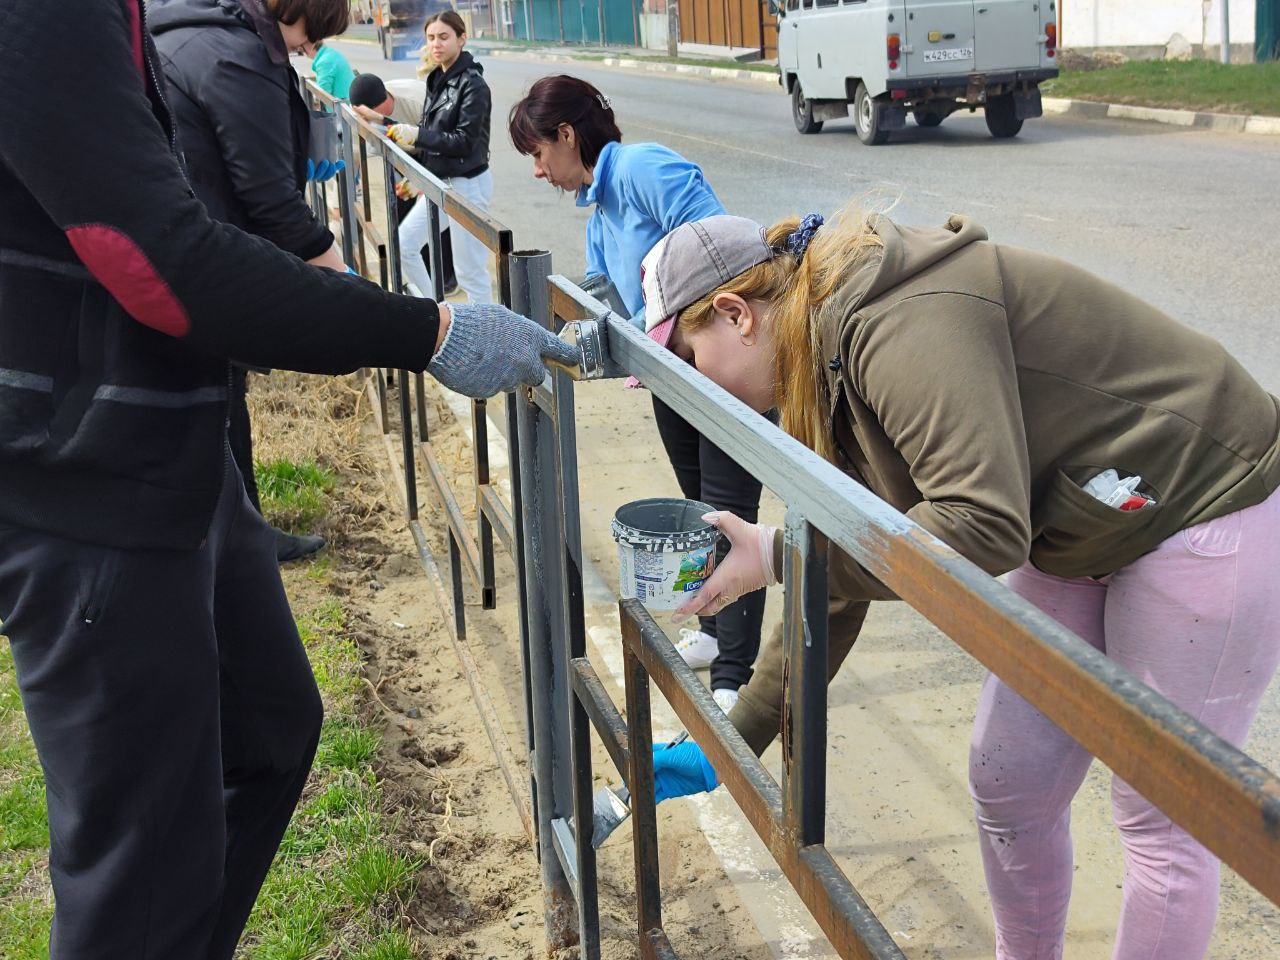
xmin=732 ymin=216 xmax=1280 ymax=754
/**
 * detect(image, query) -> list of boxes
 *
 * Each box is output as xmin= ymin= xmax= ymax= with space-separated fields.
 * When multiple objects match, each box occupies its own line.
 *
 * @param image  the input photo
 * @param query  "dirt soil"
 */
xmin=250 ymin=370 xmax=770 ymax=959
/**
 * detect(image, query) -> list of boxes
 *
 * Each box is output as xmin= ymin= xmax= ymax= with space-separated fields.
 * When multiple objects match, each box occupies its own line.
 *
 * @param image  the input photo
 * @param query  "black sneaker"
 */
xmin=275 ymin=528 xmax=326 ymax=563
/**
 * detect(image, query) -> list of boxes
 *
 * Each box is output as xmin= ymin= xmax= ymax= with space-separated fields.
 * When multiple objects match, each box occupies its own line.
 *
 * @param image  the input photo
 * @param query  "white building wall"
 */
xmin=1063 ymin=0 xmax=1255 ymax=49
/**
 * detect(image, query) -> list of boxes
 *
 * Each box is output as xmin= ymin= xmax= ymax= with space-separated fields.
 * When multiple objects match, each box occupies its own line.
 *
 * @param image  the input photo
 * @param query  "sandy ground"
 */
xmin=253 ymin=369 xmax=773 ymax=958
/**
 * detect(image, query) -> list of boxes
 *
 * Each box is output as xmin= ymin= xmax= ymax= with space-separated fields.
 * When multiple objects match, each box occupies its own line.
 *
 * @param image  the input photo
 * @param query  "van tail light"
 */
xmin=887 ymin=33 xmax=901 ymax=70
xmin=1045 ymin=22 xmax=1057 ymax=57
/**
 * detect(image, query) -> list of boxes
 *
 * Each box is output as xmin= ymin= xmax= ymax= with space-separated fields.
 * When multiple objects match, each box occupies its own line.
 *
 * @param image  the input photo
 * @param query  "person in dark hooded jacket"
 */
xmin=150 ymin=0 xmax=347 ymax=561
xmin=0 ymin=2 xmax=575 ymax=957
xmin=386 ymin=11 xmax=493 ymax=304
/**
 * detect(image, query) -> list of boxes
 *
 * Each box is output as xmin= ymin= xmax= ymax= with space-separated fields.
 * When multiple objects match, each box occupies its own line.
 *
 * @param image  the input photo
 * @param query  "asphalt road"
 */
xmin=329 ymin=41 xmax=1280 ymax=958
xmin=334 ymin=41 xmax=1280 ymax=385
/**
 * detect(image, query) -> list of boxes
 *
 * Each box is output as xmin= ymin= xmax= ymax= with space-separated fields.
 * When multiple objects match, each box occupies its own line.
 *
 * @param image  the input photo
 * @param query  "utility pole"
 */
xmin=1220 ymin=0 xmax=1231 ymax=63
xmin=668 ymin=0 xmax=680 ymax=58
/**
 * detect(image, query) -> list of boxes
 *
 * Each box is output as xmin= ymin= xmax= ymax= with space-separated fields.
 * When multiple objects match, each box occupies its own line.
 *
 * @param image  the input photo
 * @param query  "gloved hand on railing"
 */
xmin=653 ymin=741 xmax=718 ymax=803
xmin=306 ymin=158 xmax=345 ymax=182
xmin=428 ymin=303 xmax=580 ymax=399
xmin=386 ymin=123 xmax=420 ymax=149
xmin=674 ymin=511 xmax=778 ymax=620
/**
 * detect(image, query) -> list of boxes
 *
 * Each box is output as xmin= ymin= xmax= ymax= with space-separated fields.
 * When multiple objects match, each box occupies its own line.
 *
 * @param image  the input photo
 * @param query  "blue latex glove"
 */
xmin=306 ymin=158 xmax=345 ymax=182
xmin=652 ymin=741 xmax=718 ymax=803
xmin=428 ymin=303 xmax=580 ymax=399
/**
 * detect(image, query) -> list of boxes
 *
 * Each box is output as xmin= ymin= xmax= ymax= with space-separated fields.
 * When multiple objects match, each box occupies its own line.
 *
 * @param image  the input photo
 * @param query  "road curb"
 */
xmin=475 ymin=45 xmax=779 ymax=86
xmin=1042 ymin=96 xmax=1280 ymax=137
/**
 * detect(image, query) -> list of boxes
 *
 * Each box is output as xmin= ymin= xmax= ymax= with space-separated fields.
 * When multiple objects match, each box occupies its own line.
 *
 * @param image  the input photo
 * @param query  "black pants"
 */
xmin=229 ymin=366 xmax=261 ymax=512
xmin=652 ymin=396 xmax=766 ymax=691
xmin=0 ymin=454 xmax=322 ymax=959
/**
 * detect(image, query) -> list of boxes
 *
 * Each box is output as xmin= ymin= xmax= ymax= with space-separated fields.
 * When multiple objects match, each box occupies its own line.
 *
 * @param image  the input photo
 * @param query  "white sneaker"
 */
xmin=675 ymin=628 xmax=719 ymax=669
xmin=712 ymin=687 xmax=740 ymax=713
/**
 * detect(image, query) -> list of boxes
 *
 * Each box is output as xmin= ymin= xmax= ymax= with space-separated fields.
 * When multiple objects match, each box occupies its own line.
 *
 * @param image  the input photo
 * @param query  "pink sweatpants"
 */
xmin=969 ymin=487 xmax=1280 ymax=960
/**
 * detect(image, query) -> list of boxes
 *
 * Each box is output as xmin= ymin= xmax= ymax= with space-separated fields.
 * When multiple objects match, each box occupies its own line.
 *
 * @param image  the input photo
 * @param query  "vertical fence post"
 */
xmin=336 ymin=107 xmax=359 ymax=270
xmin=549 ymin=361 xmax=600 ymax=957
xmin=507 ymin=254 xmax=539 ymax=771
xmin=381 ymin=155 xmax=417 ymax=521
xmin=510 ymin=252 xmax=580 ymax=952
xmin=781 ymin=510 xmax=829 ymax=848
xmin=621 ymin=617 xmax=666 ymax=957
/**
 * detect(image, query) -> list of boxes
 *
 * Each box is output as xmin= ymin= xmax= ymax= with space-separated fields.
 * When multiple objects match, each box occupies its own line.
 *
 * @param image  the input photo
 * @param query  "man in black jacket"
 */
xmin=0 ymin=1 xmax=574 ymax=957
xmin=151 ymin=0 xmax=349 ymax=562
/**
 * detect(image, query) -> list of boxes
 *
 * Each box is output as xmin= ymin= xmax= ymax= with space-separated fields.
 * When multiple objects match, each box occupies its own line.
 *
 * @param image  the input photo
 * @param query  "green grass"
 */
xmin=0 ymin=595 xmax=425 ymax=958
xmin=1043 ymin=59 xmax=1280 ymax=116
xmin=254 ymin=458 xmax=337 ymax=532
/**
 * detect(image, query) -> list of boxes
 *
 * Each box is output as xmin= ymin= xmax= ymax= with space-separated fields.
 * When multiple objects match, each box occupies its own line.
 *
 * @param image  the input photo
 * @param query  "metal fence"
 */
xmin=303 ymin=78 xmax=1280 ymax=959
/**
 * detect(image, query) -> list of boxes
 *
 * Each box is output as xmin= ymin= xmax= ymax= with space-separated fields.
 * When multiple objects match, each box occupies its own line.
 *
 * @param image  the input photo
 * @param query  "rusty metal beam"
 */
xmin=571 ymin=657 xmax=632 ymax=783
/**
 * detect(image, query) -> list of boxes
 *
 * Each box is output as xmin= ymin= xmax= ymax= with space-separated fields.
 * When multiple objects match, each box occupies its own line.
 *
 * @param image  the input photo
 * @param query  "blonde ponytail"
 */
xmin=675 ymin=203 xmax=885 ymax=462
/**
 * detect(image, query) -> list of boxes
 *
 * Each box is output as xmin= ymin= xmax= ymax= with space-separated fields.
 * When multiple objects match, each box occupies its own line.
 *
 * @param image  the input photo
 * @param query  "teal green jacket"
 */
xmin=312 ymin=44 xmax=353 ymax=99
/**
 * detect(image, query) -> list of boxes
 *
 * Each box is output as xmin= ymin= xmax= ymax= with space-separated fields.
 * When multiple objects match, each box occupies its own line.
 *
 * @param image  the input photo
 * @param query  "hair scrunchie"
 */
xmin=784 ymin=213 xmax=824 ymax=261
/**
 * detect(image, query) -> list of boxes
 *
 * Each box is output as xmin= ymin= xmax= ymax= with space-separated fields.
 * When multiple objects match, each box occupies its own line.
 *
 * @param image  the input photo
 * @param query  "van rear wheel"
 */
xmin=985 ymin=93 xmax=1024 ymax=138
xmin=854 ymin=82 xmax=890 ymax=145
xmin=792 ymin=82 xmax=824 ymax=134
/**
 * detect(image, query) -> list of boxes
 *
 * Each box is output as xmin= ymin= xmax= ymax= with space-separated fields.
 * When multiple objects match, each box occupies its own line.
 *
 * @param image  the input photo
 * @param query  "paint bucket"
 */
xmin=611 ymin=498 xmax=719 ymax=610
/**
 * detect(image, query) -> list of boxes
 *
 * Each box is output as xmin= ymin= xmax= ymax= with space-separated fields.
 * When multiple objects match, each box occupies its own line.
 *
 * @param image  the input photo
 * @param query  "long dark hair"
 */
xmin=508 ymin=75 xmax=621 ymax=168
xmin=424 ymin=10 xmax=467 ymax=37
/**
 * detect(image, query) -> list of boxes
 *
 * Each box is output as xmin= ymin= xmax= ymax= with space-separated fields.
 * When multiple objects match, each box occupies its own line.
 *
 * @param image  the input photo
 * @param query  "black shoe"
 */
xmin=275 ymin=528 xmax=326 ymax=563
xmin=443 ymin=275 xmax=459 ymax=296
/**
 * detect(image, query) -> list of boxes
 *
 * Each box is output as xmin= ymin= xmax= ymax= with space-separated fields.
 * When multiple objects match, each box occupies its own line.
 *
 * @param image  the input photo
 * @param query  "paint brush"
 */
xmin=590 ymin=731 xmax=689 ymax=849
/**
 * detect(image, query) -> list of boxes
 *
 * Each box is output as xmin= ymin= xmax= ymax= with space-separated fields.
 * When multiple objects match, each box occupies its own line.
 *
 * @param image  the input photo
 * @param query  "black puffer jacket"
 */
xmin=149 ymin=0 xmax=333 ymax=260
xmin=414 ymin=52 xmax=491 ymax=180
xmin=0 ymin=0 xmax=440 ymax=550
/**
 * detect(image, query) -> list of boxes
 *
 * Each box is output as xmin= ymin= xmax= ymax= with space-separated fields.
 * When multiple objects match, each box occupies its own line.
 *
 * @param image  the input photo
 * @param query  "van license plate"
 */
xmin=923 ymin=46 xmax=973 ymax=62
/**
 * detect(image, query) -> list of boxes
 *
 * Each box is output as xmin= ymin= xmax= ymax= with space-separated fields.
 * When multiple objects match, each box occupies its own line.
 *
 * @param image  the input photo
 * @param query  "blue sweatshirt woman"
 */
xmin=578 ymin=140 xmax=726 ymax=318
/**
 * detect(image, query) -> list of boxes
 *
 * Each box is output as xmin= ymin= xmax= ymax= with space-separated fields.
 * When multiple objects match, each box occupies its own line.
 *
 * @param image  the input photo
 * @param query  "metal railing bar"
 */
xmin=413 ymin=372 xmax=429 ymax=444
xmin=619 ymin=600 xmax=904 ymax=960
xmin=530 ymin=378 xmax=556 ymax=415
xmin=473 ymin=399 xmax=497 ymax=609
xmin=570 ymin=658 xmax=632 ymax=785
xmin=477 ymin=486 xmax=515 ymax=557
xmin=795 ymin=846 xmax=907 ymax=960
xmin=604 ymin=316 xmax=1280 ymax=903
xmin=362 ymin=373 xmax=388 ymax=435
xmin=551 ymin=817 xmax=580 ymax=894
xmin=417 ymin=441 xmax=483 ymax=591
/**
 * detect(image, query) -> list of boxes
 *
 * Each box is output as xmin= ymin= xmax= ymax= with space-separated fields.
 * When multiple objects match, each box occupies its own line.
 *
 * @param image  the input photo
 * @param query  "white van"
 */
xmin=775 ymin=0 xmax=1059 ymax=144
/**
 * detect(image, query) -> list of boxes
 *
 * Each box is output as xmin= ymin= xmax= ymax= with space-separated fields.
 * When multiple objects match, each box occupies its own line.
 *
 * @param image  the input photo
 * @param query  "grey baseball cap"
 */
xmin=639 ymin=215 xmax=773 ymax=349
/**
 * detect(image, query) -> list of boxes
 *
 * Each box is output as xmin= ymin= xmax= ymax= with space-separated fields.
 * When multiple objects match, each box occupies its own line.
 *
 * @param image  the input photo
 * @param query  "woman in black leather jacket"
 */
xmin=387 ymin=11 xmax=493 ymax=304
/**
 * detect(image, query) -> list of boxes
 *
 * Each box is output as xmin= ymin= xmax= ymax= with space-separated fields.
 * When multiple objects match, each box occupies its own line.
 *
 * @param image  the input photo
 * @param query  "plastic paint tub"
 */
xmin=611 ymin=498 xmax=719 ymax=611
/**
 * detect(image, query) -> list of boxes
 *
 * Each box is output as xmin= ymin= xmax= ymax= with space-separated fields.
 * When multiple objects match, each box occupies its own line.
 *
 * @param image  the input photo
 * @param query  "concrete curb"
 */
xmin=475 ymin=45 xmax=780 ymax=86
xmin=1042 ymin=96 xmax=1280 ymax=137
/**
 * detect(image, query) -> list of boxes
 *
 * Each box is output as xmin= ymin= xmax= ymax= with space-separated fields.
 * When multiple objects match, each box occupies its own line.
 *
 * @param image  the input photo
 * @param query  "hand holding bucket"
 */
xmin=673 ymin=511 xmax=777 ymax=621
